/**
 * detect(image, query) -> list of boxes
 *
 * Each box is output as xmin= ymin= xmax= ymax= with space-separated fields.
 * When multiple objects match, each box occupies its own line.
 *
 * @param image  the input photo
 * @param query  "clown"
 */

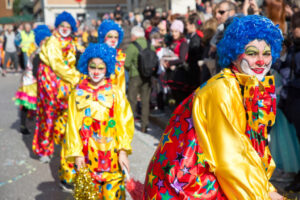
xmin=64 ymin=43 xmax=134 ymax=199
xmin=32 ymin=11 xmax=81 ymax=163
xmin=15 ymin=25 xmax=52 ymax=135
xmin=98 ymin=20 xmax=126 ymax=93
xmin=143 ymin=15 xmax=284 ymax=199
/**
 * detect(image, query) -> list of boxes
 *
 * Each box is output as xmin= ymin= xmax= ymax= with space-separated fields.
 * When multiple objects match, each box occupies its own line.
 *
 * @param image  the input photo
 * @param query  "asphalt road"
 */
xmin=0 ymin=73 xmax=162 ymax=200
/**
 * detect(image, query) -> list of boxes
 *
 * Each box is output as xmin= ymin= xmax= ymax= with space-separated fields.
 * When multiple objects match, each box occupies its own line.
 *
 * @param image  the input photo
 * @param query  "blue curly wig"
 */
xmin=98 ymin=20 xmax=124 ymax=47
xmin=33 ymin=25 xmax=52 ymax=46
xmin=217 ymin=15 xmax=283 ymax=68
xmin=55 ymin=11 xmax=77 ymax=32
xmin=77 ymin=43 xmax=116 ymax=77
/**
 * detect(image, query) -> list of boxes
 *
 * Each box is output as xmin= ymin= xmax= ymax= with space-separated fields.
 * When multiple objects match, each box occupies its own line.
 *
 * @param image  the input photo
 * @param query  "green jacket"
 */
xmin=124 ymin=37 xmax=155 ymax=78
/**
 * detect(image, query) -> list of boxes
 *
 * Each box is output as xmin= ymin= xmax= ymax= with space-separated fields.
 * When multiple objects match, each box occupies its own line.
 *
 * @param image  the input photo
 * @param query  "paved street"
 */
xmin=1 ymin=73 xmax=299 ymax=200
xmin=0 ymin=73 xmax=162 ymax=200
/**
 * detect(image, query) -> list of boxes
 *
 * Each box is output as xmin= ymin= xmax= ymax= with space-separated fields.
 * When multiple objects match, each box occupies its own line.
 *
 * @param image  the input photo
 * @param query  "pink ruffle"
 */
xmin=15 ymin=91 xmax=37 ymax=104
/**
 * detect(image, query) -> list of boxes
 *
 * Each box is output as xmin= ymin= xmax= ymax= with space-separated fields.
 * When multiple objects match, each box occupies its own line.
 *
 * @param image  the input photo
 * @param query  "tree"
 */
xmin=13 ymin=0 xmax=22 ymax=16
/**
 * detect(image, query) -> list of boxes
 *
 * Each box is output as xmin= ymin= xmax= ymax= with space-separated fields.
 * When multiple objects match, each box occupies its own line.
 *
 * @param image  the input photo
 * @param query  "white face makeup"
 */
xmin=234 ymin=40 xmax=272 ymax=81
xmin=105 ymin=30 xmax=119 ymax=48
xmin=58 ymin=22 xmax=72 ymax=38
xmin=89 ymin=72 xmax=105 ymax=82
xmin=88 ymin=58 xmax=106 ymax=83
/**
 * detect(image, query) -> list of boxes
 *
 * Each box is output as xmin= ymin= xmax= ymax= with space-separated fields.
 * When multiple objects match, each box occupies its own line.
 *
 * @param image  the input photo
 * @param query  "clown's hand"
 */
xmin=75 ymin=156 xmax=85 ymax=171
xmin=118 ymin=150 xmax=130 ymax=173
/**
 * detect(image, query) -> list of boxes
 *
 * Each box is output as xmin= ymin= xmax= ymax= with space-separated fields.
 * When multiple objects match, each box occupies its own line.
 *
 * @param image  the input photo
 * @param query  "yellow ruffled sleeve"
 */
xmin=111 ymin=50 xmax=126 ymax=93
xmin=115 ymin=88 xmax=134 ymax=154
xmin=192 ymin=78 xmax=272 ymax=200
xmin=39 ymin=36 xmax=80 ymax=87
xmin=64 ymin=89 xmax=84 ymax=162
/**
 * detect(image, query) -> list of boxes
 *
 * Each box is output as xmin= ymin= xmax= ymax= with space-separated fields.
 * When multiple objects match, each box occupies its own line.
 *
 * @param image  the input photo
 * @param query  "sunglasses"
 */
xmin=217 ymin=9 xmax=232 ymax=15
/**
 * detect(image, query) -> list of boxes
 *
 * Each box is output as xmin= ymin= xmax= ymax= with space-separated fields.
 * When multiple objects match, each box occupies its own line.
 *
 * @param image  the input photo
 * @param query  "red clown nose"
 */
xmin=256 ymin=60 xmax=265 ymax=66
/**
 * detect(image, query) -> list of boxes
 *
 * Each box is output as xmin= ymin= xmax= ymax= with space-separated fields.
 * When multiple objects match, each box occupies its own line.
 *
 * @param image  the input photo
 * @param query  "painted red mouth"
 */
xmin=251 ymin=68 xmax=265 ymax=74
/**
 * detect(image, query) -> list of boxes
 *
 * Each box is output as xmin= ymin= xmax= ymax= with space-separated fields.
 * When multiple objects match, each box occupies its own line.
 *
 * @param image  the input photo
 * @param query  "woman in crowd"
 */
xmin=64 ymin=43 xmax=134 ymax=199
xmin=163 ymin=19 xmax=189 ymax=105
xmin=143 ymin=15 xmax=284 ymax=200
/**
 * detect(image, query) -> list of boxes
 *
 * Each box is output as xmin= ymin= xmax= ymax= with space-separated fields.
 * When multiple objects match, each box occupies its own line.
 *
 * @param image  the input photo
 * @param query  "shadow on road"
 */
xmin=35 ymin=181 xmax=72 ymax=200
xmin=35 ymin=148 xmax=73 ymax=200
xmin=10 ymin=116 xmax=38 ymax=159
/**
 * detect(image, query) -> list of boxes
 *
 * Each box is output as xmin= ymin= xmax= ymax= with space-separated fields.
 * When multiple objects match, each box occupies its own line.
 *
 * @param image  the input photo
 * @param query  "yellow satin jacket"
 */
xmin=39 ymin=34 xmax=80 ymax=88
xmin=192 ymin=68 xmax=276 ymax=199
xmin=64 ymin=79 xmax=134 ymax=173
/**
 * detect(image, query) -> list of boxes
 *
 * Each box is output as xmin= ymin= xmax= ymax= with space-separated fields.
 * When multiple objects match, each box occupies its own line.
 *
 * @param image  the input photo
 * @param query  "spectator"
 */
xmin=125 ymin=26 xmax=154 ymax=133
xmin=186 ymin=13 xmax=204 ymax=89
xmin=128 ymin=11 xmax=135 ymax=25
xmin=20 ymin=23 xmax=35 ymax=70
xmin=3 ymin=24 xmax=18 ymax=76
xmin=114 ymin=4 xmax=123 ymax=21
xmin=87 ymin=27 xmax=98 ymax=44
xmin=279 ymin=11 xmax=300 ymax=193
xmin=143 ymin=6 xmax=153 ymax=20
xmin=134 ymin=13 xmax=143 ymax=27
xmin=163 ymin=20 xmax=189 ymax=105
xmin=210 ymin=0 xmax=237 ymax=52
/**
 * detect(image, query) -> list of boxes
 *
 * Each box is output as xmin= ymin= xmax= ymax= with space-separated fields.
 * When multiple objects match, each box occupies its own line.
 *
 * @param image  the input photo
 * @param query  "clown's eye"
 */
xmin=89 ymin=63 xmax=97 ymax=69
xmin=245 ymin=51 xmax=258 ymax=56
xmin=263 ymin=51 xmax=271 ymax=56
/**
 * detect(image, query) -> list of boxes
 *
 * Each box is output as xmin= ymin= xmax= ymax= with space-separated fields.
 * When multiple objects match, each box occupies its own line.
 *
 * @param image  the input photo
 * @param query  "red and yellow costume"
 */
xmin=64 ymin=78 xmax=134 ymax=199
xmin=143 ymin=68 xmax=277 ymax=199
xmin=32 ymin=32 xmax=80 ymax=156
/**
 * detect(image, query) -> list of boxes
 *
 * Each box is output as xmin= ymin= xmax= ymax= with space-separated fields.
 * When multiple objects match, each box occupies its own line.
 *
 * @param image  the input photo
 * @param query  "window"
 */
xmin=6 ymin=0 xmax=13 ymax=9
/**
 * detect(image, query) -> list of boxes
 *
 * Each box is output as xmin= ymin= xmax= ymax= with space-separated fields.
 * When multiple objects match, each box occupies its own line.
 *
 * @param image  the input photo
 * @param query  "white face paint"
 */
xmin=104 ymin=30 xmax=119 ymax=49
xmin=59 ymin=27 xmax=71 ymax=38
xmin=240 ymin=59 xmax=272 ymax=81
xmin=234 ymin=40 xmax=273 ymax=81
xmin=105 ymin=40 xmax=118 ymax=48
xmin=88 ymin=71 xmax=105 ymax=83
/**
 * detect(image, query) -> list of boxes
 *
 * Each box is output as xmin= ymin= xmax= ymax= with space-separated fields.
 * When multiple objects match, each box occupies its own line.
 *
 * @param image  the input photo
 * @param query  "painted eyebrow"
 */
xmin=245 ymin=46 xmax=259 ymax=51
xmin=263 ymin=45 xmax=271 ymax=52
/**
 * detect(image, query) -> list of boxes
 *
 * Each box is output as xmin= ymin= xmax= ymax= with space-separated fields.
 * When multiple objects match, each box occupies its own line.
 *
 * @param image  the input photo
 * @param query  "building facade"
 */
xmin=0 ymin=0 xmax=14 ymax=18
xmin=35 ymin=0 xmax=127 ymax=26
xmin=34 ymin=0 xmax=168 ymax=26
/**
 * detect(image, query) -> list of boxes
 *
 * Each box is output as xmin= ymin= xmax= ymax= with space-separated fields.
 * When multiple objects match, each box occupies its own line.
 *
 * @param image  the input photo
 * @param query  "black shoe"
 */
xmin=285 ymin=172 xmax=300 ymax=192
xmin=59 ymin=181 xmax=74 ymax=193
xmin=20 ymin=127 xmax=30 ymax=135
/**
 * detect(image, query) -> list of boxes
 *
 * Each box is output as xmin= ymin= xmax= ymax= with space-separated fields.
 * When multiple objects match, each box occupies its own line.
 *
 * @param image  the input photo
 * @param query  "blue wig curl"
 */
xmin=77 ymin=43 xmax=116 ymax=77
xmin=98 ymin=20 xmax=124 ymax=47
xmin=217 ymin=15 xmax=283 ymax=68
xmin=55 ymin=11 xmax=77 ymax=32
xmin=33 ymin=25 xmax=52 ymax=46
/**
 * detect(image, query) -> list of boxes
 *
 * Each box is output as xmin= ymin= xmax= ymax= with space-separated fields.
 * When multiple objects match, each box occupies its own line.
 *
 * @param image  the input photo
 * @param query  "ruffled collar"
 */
xmin=75 ymin=78 xmax=114 ymax=120
xmin=224 ymin=67 xmax=277 ymax=157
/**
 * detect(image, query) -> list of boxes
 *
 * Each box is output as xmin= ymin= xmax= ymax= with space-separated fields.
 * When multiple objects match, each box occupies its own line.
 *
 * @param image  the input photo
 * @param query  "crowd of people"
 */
xmin=1 ymin=0 xmax=300 ymax=199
